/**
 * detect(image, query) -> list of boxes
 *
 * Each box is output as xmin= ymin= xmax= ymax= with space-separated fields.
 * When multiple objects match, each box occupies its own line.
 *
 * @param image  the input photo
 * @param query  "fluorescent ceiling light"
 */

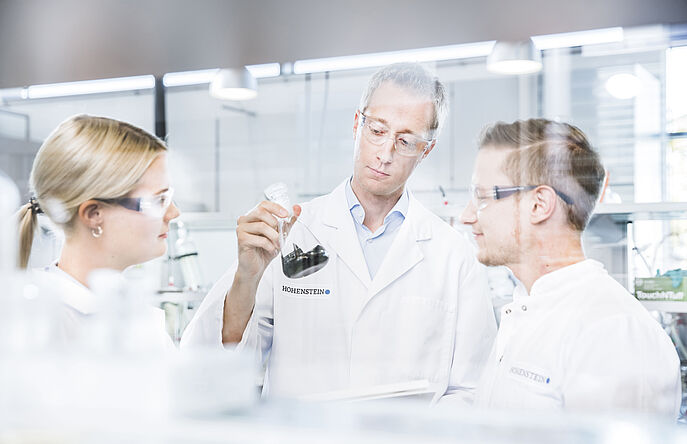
xmin=245 ymin=63 xmax=280 ymax=78
xmin=293 ymin=41 xmax=495 ymax=74
xmin=163 ymin=63 xmax=279 ymax=88
xmin=27 ymin=75 xmax=155 ymax=99
xmin=531 ymin=27 xmax=624 ymax=50
xmin=0 ymin=87 xmax=27 ymax=101
xmin=163 ymin=69 xmax=220 ymax=87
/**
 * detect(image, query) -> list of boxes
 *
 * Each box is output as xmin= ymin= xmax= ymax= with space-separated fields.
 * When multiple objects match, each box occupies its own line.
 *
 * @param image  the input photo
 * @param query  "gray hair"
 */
xmin=358 ymin=62 xmax=448 ymax=139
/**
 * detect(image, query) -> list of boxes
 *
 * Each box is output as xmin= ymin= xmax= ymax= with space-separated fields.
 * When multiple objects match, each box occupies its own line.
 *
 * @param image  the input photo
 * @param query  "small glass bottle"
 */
xmin=264 ymin=182 xmax=329 ymax=279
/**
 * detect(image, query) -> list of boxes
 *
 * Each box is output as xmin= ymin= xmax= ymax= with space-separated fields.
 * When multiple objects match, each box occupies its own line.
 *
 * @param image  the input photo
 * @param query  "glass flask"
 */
xmin=264 ymin=182 xmax=329 ymax=278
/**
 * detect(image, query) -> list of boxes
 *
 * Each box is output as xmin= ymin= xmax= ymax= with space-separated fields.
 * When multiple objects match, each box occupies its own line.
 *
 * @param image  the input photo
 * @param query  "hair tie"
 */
xmin=29 ymin=196 xmax=43 ymax=215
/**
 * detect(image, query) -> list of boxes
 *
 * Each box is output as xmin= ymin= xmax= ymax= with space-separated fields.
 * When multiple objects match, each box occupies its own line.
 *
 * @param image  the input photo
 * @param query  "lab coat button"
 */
xmin=521 ymin=305 xmax=527 ymax=311
xmin=505 ymin=309 xmax=511 ymax=314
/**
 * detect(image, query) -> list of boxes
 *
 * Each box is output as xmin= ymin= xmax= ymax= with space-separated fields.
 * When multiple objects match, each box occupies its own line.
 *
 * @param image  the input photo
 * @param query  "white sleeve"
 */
xmin=442 ymin=254 xmax=497 ymax=405
xmin=180 ymin=257 xmax=278 ymax=371
xmin=235 ymin=258 xmax=276 ymax=370
xmin=562 ymin=314 xmax=682 ymax=418
xmin=179 ymin=261 xmax=240 ymax=349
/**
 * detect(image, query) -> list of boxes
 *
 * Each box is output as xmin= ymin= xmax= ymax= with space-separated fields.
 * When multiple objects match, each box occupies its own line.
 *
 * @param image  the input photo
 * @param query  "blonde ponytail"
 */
xmin=17 ymin=202 xmax=37 ymax=269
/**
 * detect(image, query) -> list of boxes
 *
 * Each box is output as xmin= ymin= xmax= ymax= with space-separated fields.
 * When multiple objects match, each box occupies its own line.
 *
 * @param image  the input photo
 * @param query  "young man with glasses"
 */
xmin=460 ymin=118 xmax=681 ymax=416
xmin=183 ymin=63 xmax=497 ymax=403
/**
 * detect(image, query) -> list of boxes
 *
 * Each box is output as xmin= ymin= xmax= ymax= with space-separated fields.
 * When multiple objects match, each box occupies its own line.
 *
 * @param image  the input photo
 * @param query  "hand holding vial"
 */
xmin=234 ymin=183 xmax=301 ymax=283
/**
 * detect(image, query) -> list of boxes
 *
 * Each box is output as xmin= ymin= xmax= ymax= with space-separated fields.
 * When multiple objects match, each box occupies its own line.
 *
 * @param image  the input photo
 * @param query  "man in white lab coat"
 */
xmin=182 ymin=63 xmax=497 ymax=403
xmin=460 ymin=118 xmax=681 ymax=417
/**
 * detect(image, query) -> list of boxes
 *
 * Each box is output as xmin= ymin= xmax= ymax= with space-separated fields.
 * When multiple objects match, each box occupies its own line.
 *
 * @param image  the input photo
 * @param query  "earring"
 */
xmin=92 ymin=226 xmax=103 ymax=238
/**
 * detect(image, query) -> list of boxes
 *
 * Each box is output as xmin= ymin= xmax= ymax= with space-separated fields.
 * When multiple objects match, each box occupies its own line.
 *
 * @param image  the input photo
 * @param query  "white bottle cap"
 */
xmin=264 ymin=182 xmax=293 ymax=218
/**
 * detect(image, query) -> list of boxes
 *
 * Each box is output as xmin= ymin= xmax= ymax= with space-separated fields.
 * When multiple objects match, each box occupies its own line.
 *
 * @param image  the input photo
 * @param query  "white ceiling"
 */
xmin=1 ymin=0 xmax=686 ymax=87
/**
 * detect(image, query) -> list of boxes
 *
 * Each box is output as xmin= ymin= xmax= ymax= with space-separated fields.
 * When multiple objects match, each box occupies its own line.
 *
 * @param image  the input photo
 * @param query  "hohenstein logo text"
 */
xmin=282 ymin=285 xmax=330 ymax=295
xmin=510 ymin=367 xmax=550 ymax=384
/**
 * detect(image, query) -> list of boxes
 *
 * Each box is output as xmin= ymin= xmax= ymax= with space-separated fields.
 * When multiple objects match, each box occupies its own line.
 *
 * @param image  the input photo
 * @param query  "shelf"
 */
xmin=175 ymin=202 xmax=687 ymax=230
xmin=640 ymin=300 xmax=687 ymax=313
xmin=593 ymin=202 xmax=687 ymax=222
xmin=154 ymin=289 xmax=207 ymax=304
xmin=176 ymin=212 xmax=237 ymax=230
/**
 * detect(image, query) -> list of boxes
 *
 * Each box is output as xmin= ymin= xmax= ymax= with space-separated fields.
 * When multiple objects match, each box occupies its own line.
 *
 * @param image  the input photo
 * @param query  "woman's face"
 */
xmin=100 ymin=153 xmax=180 ymax=269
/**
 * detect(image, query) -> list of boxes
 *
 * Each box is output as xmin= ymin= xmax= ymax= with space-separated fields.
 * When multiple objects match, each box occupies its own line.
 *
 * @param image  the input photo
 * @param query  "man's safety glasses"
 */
xmin=470 ymin=184 xmax=574 ymax=211
xmin=358 ymin=111 xmax=434 ymax=157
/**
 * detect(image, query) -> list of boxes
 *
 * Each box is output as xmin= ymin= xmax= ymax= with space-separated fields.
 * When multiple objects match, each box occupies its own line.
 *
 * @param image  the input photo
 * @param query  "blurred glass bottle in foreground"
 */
xmin=167 ymin=220 xmax=204 ymax=291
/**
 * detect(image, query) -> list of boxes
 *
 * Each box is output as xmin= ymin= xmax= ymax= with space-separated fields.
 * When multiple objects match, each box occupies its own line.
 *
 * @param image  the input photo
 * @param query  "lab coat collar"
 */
xmin=46 ymin=263 xmax=98 ymax=315
xmin=301 ymin=179 xmax=432 ymax=294
xmin=319 ymin=180 xmax=430 ymax=237
xmin=368 ymin=194 xmax=430 ymax=297
xmin=512 ymin=259 xmax=605 ymax=305
xmin=305 ymin=180 xmax=372 ymax=288
xmin=345 ymin=177 xmax=409 ymax=226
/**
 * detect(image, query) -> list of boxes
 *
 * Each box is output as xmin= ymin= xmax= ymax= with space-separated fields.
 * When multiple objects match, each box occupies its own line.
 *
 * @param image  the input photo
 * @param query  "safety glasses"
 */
xmin=470 ymin=184 xmax=574 ymax=211
xmin=96 ymin=188 xmax=175 ymax=218
xmin=358 ymin=111 xmax=434 ymax=157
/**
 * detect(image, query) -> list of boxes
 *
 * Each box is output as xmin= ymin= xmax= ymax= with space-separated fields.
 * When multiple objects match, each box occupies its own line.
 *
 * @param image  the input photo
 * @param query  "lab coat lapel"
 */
xmin=307 ymin=181 xmax=372 ymax=289
xmin=368 ymin=194 xmax=430 ymax=298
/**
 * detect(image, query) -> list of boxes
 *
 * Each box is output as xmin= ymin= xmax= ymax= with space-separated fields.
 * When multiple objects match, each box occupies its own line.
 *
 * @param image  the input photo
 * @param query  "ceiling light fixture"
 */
xmin=292 ymin=41 xmax=496 ymax=74
xmin=531 ymin=27 xmax=624 ymax=50
xmin=486 ymin=40 xmax=542 ymax=75
xmin=162 ymin=69 xmax=220 ymax=87
xmin=26 ymin=75 xmax=155 ymax=99
xmin=209 ymin=68 xmax=257 ymax=101
xmin=163 ymin=63 xmax=279 ymax=88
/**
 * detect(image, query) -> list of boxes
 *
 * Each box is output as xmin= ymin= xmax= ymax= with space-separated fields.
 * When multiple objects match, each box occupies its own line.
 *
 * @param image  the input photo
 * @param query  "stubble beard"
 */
xmin=477 ymin=242 xmax=521 ymax=268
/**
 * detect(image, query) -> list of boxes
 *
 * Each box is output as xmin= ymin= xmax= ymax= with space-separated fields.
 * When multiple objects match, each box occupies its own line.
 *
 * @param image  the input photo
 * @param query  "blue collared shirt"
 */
xmin=345 ymin=178 xmax=409 ymax=279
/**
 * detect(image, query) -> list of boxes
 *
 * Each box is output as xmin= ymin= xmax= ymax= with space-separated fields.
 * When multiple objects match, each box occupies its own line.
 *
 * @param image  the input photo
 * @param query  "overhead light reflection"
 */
xmin=605 ymin=73 xmax=640 ymax=99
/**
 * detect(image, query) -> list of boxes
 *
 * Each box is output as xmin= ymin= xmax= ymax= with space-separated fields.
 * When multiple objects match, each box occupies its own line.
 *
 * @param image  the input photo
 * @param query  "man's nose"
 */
xmin=459 ymin=199 xmax=477 ymax=225
xmin=376 ymin=136 xmax=395 ymax=163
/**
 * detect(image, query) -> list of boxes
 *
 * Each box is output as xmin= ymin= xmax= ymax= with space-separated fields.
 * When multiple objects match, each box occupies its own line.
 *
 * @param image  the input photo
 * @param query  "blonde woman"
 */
xmin=17 ymin=114 xmax=180 ymax=347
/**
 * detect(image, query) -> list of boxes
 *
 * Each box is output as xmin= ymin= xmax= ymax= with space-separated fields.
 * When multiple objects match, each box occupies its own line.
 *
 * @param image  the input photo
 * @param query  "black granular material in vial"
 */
xmin=281 ymin=243 xmax=329 ymax=278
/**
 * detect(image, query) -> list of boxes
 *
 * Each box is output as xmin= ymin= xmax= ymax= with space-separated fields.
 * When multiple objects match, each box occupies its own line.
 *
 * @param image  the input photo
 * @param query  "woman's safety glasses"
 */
xmin=96 ymin=188 xmax=175 ymax=219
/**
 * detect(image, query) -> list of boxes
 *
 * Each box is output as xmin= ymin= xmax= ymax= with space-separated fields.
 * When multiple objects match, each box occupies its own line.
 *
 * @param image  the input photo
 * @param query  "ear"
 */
xmin=421 ymin=139 xmax=437 ymax=160
xmin=529 ymin=186 xmax=557 ymax=225
xmin=352 ymin=110 xmax=361 ymax=139
xmin=77 ymin=200 xmax=106 ymax=231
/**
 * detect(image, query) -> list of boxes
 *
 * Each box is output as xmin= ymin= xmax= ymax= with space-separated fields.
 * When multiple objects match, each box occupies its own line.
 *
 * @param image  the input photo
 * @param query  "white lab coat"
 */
xmin=30 ymin=264 xmax=174 ymax=351
xmin=182 ymin=180 xmax=497 ymax=403
xmin=475 ymin=259 xmax=682 ymax=418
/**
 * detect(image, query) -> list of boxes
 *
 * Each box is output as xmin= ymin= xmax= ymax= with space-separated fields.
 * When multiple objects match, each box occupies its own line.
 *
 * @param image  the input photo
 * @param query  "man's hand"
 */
xmin=235 ymin=201 xmax=302 ymax=283
xmin=223 ymin=201 xmax=301 ymax=344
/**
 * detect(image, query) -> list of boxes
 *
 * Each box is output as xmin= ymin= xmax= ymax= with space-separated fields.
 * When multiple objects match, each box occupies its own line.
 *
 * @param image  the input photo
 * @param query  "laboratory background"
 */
xmin=2 ymin=0 xmax=687 ymax=442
